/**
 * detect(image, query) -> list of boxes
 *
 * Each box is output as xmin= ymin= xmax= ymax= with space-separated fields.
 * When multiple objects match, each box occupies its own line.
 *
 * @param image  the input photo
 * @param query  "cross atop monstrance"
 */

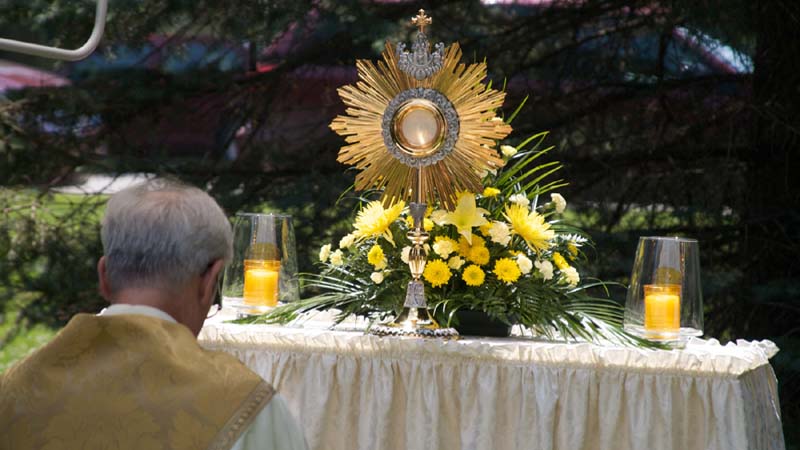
xmin=411 ymin=9 xmax=432 ymax=33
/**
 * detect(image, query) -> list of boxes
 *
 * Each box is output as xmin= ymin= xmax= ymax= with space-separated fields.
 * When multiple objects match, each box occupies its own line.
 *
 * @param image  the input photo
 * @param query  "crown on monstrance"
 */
xmin=396 ymin=9 xmax=445 ymax=80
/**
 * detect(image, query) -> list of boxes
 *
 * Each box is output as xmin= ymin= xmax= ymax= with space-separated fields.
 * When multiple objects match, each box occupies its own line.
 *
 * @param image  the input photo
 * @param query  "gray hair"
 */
xmin=101 ymin=179 xmax=233 ymax=293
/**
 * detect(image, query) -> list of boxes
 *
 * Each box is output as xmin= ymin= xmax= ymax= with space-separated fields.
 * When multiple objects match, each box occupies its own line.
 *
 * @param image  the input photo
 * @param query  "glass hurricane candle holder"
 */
xmin=221 ymin=213 xmax=299 ymax=315
xmin=624 ymin=236 xmax=703 ymax=344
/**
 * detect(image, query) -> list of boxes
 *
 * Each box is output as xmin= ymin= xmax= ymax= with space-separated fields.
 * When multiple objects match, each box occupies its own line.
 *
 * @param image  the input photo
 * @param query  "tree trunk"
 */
xmin=742 ymin=0 xmax=800 ymax=336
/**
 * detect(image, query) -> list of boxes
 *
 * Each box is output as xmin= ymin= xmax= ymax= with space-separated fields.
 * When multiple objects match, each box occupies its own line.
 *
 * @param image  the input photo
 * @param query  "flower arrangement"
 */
xmin=257 ymin=131 xmax=649 ymax=344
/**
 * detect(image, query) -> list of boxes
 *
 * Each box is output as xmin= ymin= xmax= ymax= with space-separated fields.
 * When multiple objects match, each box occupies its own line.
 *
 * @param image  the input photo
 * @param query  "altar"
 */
xmin=199 ymin=314 xmax=785 ymax=450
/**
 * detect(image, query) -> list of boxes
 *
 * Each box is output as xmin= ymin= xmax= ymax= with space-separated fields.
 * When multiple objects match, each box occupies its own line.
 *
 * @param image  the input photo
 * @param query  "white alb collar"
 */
xmin=98 ymin=303 xmax=178 ymax=324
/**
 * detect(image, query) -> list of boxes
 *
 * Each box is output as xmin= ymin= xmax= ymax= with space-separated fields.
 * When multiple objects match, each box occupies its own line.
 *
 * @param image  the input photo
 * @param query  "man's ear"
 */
xmin=199 ymin=259 xmax=225 ymax=307
xmin=97 ymin=256 xmax=113 ymax=301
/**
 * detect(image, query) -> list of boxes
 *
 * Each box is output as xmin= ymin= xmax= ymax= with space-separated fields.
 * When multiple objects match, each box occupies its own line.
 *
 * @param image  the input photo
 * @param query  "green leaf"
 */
xmin=518 ymin=165 xmax=563 ymax=196
xmin=495 ymin=142 xmax=553 ymax=187
xmin=506 ymin=95 xmax=529 ymax=124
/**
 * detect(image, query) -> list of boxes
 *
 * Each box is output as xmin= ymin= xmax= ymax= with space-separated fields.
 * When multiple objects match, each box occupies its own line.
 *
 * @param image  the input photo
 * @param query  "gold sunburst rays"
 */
xmin=330 ymin=40 xmax=512 ymax=209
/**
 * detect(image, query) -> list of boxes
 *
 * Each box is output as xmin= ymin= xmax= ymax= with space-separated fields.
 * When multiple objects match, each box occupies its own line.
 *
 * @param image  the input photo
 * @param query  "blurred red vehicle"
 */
xmin=0 ymin=59 xmax=69 ymax=96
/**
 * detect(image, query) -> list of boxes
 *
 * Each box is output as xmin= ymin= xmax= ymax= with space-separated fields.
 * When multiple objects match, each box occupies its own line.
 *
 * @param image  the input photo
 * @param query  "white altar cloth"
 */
xmin=199 ymin=316 xmax=785 ymax=450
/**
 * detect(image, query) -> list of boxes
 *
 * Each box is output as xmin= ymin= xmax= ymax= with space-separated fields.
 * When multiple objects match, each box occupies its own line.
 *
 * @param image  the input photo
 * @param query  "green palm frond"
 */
xmin=510 ymin=281 xmax=664 ymax=348
xmin=505 ymin=94 xmax=528 ymax=124
xmin=491 ymin=134 xmax=567 ymax=202
xmin=494 ymin=134 xmax=553 ymax=187
xmin=240 ymin=271 xmax=375 ymax=325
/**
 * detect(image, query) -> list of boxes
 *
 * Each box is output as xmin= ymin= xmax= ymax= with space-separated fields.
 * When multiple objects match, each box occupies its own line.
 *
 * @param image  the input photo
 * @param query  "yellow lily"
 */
xmin=438 ymin=192 xmax=489 ymax=245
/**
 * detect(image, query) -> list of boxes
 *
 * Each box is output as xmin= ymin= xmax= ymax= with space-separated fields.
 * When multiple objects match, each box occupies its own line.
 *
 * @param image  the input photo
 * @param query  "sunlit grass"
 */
xmin=0 ymin=188 xmax=107 ymax=223
xmin=1 ymin=189 xmax=103 ymax=374
xmin=0 ymin=308 xmax=57 ymax=373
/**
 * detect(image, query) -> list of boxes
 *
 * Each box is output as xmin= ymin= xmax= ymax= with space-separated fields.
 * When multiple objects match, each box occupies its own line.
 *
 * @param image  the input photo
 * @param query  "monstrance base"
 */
xmin=369 ymin=323 xmax=459 ymax=339
xmin=370 ymin=306 xmax=458 ymax=339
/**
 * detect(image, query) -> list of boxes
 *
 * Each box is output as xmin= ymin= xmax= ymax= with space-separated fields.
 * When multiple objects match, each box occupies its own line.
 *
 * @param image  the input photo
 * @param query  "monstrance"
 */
xmin=330 ymin=9 xmax=512 ymax=338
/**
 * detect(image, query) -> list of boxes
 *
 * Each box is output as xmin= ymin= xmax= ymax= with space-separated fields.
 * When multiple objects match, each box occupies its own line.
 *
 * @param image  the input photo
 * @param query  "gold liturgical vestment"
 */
xmin=0 ymin=313 xmax=275 ymax=450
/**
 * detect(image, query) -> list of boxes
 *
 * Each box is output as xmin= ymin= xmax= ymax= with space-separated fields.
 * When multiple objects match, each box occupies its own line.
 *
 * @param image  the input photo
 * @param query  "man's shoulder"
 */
xmin=102 ymin=313 xmax=269 ymax=390
xmin=0 ymin=313 xmax=279 ymax=450
xmin=0 ymin=313 xmax=96 ymax=382
xmin=2 ymin=313 xmax=268 ymax=393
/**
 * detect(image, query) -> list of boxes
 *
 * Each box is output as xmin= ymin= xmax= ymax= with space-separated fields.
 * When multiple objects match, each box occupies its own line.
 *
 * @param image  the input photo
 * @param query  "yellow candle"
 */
xmin=644 ymin=284 xmax=680 ymax=336
xmin=243 ymin=260 xmax=280 ymax=307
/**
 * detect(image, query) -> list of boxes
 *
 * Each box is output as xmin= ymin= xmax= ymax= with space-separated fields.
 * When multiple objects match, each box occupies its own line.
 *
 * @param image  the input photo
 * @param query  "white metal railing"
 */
xmin=0 ymin=0 xmax=107 ymax=61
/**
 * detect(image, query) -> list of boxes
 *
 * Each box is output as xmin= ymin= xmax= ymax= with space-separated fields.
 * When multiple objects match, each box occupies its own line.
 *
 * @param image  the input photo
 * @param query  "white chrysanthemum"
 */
xmin=509 ymin=193 xmax=530 ymax=207
xmin=561 ymin=266 xmax=580 ymax=287
xmin=447 ymin=255 xmax=466 ymax=270
xmin=487 ymin=221 xmax=511 ymax=246
xmin=500 ymin=145 xmax=517 ymax=157
xmin=319 ymin=244 xmax=332 ymax=263
xmin=516 ymin=253 xmax=533 ymax=275
xmin=551 ymin=193 xmax=567 ymax=214
xmin=534 ymin=259 xmax=554 ymax=281
xmin=329 ymin=249 xmax=344 ymax=266
xmin=339 ymin=233 xmax=356 ymax=249
xmin=370 ymin=271 xmax=384 ymax=284
xmin=401 ymin=246 xmax=412 ymax=264
xmin=433 ymin=239 xmax=457 ymax=258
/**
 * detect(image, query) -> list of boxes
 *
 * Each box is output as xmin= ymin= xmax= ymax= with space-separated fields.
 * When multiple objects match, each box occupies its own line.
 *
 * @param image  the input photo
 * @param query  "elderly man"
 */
xmin=0 ymin=179 xmax=308 ymax=450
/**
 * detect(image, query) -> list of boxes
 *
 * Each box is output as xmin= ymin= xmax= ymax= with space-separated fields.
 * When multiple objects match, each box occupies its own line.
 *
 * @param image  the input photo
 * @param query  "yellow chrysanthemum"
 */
xmin=503 ymin=203 xmax=555 ymax=253
xmin=552 ymin=252 xmax=570 ymax=270
xmin=435 ymin=235 xmax=459 ymax=246
xmin=458 ymin=235 xmax=486 ymax=257
xmin=478 ymin=222 xmax=493 ymax=236
xmin=448 ymin=255 xmax=466 ymax=270
xmin=468 ymin=245 xmax=490 ymax=266
xmin=567 ymin=242 xmax=579 ymax=259
xmin=405 ymin=215 xmax=434 ymax=232
xmin=494 ymin=258 xmax=522 ymax=284
xmin=353 ymin=200 xmax=405 ymax=246
xmin=405 ymin=216 xmax=413 ymax=228
xmin=482 ymin=187 xmax=501 ymax=198
xmin=367 ymin=245 xmax=386 ymax=269
xmin=423 ymin=259 xmax=452 ymax=288
xmin=462 ymin=265 xmax=486 ymax=287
